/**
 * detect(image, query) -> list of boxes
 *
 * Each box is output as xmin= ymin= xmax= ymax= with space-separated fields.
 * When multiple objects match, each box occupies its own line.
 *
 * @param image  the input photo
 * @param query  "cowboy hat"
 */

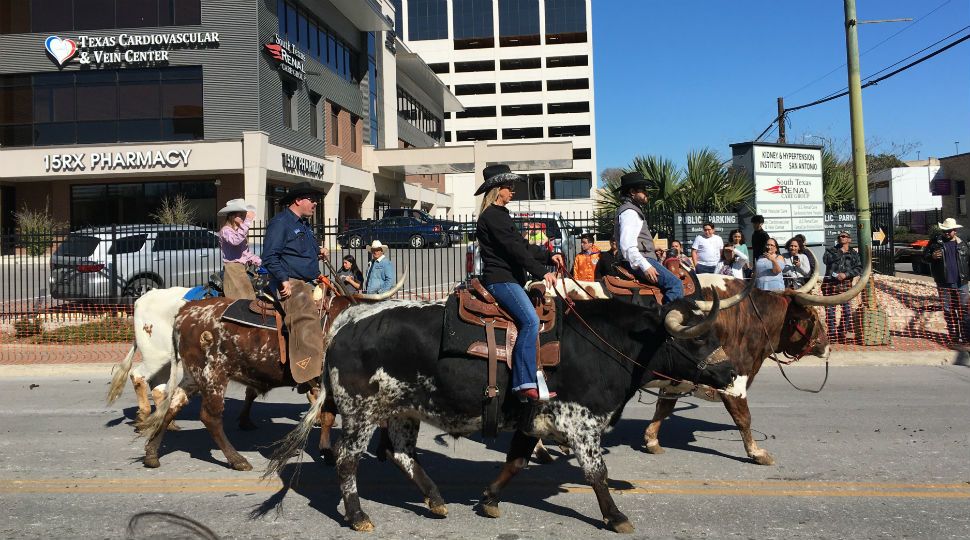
xmin=217 ymin=198 xmax=256 ymax=215
xmin=280 ymin=182 xmax=323 ymax=205
xmin=613 ymin=171 xmax=649 ymax=193
xmin=939 ymin=218 xmax=964 ymax=231
xmin=368 ymin=239 xmax=389 ymax=251
xmin=474 ymin=164 xmax=524 ymax=196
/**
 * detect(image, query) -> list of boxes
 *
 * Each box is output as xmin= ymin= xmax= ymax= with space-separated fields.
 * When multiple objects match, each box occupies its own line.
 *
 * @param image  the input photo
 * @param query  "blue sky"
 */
xmin=592 ymin=0 xmax=970 ymax=175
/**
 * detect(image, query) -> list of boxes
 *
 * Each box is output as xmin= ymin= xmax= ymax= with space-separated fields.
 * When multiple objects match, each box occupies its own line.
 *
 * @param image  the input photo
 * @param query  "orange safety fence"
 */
xmin=0 ymin=274 xmax=962 ymax=365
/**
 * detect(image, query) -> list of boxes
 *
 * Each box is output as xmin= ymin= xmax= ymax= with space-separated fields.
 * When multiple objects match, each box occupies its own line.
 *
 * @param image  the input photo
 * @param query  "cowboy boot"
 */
xmin=282 ymin=280 xmax=324 ymax=384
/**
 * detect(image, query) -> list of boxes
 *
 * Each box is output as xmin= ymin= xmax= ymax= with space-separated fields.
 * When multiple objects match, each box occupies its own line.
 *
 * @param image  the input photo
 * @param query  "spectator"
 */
xmin=664 ymin=240 xmax=693 ymax=270
xmin=754 ymin=238 xmax=785 ymax=291
xmin=751 ymin=215 xmax=769 ymax=260
xmin=595 ymin=239 xmax=619 ymax=279
xmin=923 ymin=218 xmax=970 ymax=343
xmin=335 ymin=254 xmax=364 ymax=293
xmin=714 ymin=246 xmax=748 ymax=278
xmin=823 ymin=231 xmax=863 ymax=340
xmin=728 ymin=228 xmax=749 ymax=261
xmin=783 ymin=237 xmax=811 ymax=289
xmin=218 ymin=199 xmax=261 ymax=300
xmin=365 ymin=240 xmax=396 ymax=294
xmin=691 ymin=222 xmax=724 ymax=274
xmin=572 ymin=233 xmax=601 ymax=281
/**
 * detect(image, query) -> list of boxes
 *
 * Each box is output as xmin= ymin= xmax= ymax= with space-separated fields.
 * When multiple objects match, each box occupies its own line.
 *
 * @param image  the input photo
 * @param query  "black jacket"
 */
xmin=823 ymin=245 xmax=863 ymax=279
xmin=477 ymin=204 xmax=552 ymax=286
xmin=595 ymin=249 xmax=619 ymax=279
xmin=923 ymin=234 xmax=970 ymax=285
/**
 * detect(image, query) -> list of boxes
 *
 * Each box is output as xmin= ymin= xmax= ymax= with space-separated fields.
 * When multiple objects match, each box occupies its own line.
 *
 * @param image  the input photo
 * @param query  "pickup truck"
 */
xmin=337 ymin=215 xmax=459 ymax=249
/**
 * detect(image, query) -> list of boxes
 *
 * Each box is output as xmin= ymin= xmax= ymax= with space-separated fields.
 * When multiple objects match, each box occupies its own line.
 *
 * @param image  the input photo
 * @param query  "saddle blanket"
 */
xmin=183 ymin=285 xmax=218 ymax=302
xmin=440 ymin=293 xmax=562 ymax=361
xmin=220 ymin=299 xmax=279 ymax=331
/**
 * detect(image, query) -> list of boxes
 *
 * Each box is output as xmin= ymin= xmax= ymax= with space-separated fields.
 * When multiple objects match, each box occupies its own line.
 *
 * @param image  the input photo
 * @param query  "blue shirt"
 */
xmin=943 ymin=240 xmax=960 ymax=284
xmin=261 ymin=209 xmax=320 ymax=284
xmin=365 ymin=256 xmax=396 ymax=294
xmin=754 ymin=256 xmax=785 ymax=291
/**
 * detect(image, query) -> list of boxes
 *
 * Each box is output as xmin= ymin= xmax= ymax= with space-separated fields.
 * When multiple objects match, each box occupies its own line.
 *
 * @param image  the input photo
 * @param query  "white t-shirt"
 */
xmin=692 ymin=234 xmax=724 ymax=266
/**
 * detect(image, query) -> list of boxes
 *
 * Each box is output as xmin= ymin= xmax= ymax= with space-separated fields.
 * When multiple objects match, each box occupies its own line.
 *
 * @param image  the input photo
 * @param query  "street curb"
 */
xmin=1 ymin=351 xmax=968 ymax=378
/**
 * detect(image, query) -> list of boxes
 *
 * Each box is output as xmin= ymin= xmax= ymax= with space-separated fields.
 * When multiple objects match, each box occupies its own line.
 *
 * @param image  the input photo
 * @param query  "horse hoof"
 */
xmin=751 ymin=451 xmax=775 ymax=466
xmin=319 ymin=448 xmax=337 ymax=466
xmin=231 ymin=460 xmax=253 ymax=471
xmin=608 ymin=520 xmax=635 ymax=534
xmin=166 ymin=422 xmax=181 ymax=432
xmin=143 ymin=456 xmax=160 ymax=468
xmin=425 ymin=498 xmax=448 ymax=517
xmin=644 ymin=442 xmax=665 ymax=455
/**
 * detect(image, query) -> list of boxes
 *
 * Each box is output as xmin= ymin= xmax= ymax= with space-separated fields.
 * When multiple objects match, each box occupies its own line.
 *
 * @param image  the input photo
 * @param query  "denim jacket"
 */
xmin=365 ymin=256 xmax=396 ymax=294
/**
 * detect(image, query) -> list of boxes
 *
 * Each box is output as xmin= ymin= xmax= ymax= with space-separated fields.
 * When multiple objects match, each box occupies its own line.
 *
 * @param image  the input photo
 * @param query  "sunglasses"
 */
xmin=838 ymin=234 xmax=849 ymax=238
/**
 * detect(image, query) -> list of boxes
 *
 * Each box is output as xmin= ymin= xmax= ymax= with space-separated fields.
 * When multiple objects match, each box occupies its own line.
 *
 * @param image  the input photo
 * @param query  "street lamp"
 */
xmin=956 ymin=141 xmax=961 ymax=155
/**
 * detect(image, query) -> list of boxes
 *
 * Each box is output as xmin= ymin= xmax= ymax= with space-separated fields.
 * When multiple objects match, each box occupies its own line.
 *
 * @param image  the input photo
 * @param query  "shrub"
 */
xmin=151 ymin=194 xmax=197 ymax=225
xmin=14 ymin=199 xmax=67 ymax=256
xmin=13 ymin=317 xmax=42 ymax=338
xmin=37 ymin=317 xmax=134 ymax=344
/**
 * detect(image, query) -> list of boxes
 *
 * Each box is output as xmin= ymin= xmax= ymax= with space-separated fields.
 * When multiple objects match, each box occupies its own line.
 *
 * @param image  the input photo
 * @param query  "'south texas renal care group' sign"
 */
xmin=736 ymin=144 xmax=825 ymax=245
xmin=44 ymin=31 xmax=220 ymax=68
xmin=265 ymin=34 xmax=306 ymax=82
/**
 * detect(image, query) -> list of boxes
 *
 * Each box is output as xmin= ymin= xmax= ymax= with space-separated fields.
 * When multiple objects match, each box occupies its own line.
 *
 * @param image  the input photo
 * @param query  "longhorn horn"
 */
xmin=693 ymin=271 xmax=755 ymax=312
xmin=352 ymin=267 xmax=409 ymax=301
xmin=793 ymin=249 xmax=872 ymax=306
xmin=664 ymin=287 xmax=720 ymax=339
xmin=794 ymin=248 xmax=821 ymax=294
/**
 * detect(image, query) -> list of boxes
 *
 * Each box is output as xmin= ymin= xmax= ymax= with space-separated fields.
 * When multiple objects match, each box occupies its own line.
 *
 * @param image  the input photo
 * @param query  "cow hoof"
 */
xmin=751 ymin=451 xmax=775 ymax=466
xmin=644 ymin=442 xmax=665 ymax=455
xmin=231 ymin=460 xmax=253 ymax=472
xmin=533 ymin=446 xmax=555 ymax=465
xmin=319 ymin=448 xmax=337 ymax=466
xmin=607 ymin=519 xmax=635 ymax=534
xmin=166 ymin=421 xmax=181 ymax=432
xmin=348 ymin=513 xmax=375 ymax=532
xmin=478 ymin=502 xmax=501 ymax=518
xmin=143 ymin=456 xmax=160 ymax=468
xmin=425 ymin=497 xmax=448 ymax=517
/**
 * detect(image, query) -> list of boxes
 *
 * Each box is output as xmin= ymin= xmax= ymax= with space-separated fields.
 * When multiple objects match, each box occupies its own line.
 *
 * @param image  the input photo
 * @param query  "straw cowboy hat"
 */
xmin=938 ymin=218 xmax=963 ymax=231
xmin=368 ymin=239 xmax=389 ymax=252
xmin=217 ymin=198 xmax=256 ymax=214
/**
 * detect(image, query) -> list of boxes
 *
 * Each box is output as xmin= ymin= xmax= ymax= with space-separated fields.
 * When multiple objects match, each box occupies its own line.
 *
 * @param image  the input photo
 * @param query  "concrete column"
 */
xmin=323 ymin=182 xmax=340 ymax=224
xmin=242 ymin=131 xmax=269 ymax=224
xmin=361 ymin=190 xmax=376 ymax=219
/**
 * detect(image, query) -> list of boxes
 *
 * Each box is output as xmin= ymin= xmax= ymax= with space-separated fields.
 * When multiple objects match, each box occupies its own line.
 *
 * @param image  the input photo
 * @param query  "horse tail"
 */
xmin=106 ymin=341 xmax=137 ymax=405
xmin=263 ymin=386 xmax=327 ymax=480
xmin=138 ymin=322 xmax=183 ymax=439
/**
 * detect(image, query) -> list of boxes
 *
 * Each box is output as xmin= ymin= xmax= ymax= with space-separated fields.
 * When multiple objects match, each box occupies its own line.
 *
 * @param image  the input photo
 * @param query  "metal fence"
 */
xmin=897 ymin=208 xmax=943 ymax=234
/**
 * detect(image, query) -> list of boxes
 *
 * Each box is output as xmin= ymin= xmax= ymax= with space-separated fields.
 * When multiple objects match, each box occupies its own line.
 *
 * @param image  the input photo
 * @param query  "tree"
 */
xmin=866 ymin=153 xmax=906 ymax=174
xmin=821 ymin=147 xmax=855 ymax=208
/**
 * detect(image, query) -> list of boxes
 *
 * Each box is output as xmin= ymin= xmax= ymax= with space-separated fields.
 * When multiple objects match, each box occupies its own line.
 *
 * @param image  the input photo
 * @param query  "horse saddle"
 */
xmin=456 ymin=278 xmax=560 ymax=369
xmin=602 ymin=261 xmax=696 ymax=303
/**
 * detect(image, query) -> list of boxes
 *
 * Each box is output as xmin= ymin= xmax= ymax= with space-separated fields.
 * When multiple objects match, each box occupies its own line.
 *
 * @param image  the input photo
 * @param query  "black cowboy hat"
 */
xmin=474 ymin=164 xmax=524 ymax=196
xmin=614 ymin=171 xmax=650 ymax=193
xmin=280 ymin=182 xmax=323 ymax=205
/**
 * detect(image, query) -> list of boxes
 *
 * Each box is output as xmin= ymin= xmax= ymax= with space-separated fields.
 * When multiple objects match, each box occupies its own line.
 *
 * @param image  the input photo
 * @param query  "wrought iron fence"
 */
xmin=897 ymin=208 xmax=942 ymax=234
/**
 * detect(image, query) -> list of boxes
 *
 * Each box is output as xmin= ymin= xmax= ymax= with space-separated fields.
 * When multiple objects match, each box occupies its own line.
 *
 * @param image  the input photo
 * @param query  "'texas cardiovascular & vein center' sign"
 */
xmin=45 ymin=32 xmax=220 ymax=68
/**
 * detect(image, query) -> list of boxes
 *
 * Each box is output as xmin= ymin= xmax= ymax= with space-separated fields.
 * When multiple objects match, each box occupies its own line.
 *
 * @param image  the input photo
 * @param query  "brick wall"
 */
xmin=941 ymin=154 xmax=970 ymax=228
xmin=325 ymin=101 xmax=363 ymax=168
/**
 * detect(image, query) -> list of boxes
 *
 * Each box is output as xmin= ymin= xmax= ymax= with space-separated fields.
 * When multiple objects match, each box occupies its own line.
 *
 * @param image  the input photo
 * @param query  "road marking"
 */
xmin=2 ymin=477 xmax=968 ymax=498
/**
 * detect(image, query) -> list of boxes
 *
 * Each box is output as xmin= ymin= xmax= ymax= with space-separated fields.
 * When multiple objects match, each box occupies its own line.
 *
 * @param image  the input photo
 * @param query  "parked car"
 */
xmin=337 ymin=215 xmax=458 ymax=249
xmin=343 ymin=208 xmax=461 ymax=247
xmin=49 ymin=225 xmax=224 ymax=301
xmin=895 ymin=238 xmax=931 ymax=274
xmin=465 ymin=212 xmax=583 ymax=279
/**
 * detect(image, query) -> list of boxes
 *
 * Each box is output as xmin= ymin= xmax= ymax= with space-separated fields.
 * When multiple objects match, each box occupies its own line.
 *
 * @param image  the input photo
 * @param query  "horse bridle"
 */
xmin=748 ymin=295 xmax=829 ymax=393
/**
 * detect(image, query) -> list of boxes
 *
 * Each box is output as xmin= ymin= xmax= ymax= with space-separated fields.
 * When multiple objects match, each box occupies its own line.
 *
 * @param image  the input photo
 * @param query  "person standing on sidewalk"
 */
xmin=571 ymin=233 xmax=601 ymax=281
xmin=261 ymin=182 xmax=328 ymax=383
xmin=691 ymin=222 xmax=724 ymax=274
xmin=613 ymin=172 xmax=683 ymax=304
xmin=822 ymin=231 xmax=863 ymax=341
xmin=924 ymin=218 xmax=970 ymax=343
xmin=751 ymin=215 xmax=769 ymax=260
xmin=364 ymin=240 xmax=396 ymax=294
xmin=218 ymin=199 xmax=261 ymax=300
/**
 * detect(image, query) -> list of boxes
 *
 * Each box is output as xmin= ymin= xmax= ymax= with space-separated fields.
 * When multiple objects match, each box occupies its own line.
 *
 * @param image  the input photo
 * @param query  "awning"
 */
xmin=375 ymin=141 xmax=573 ymax=176
xmin=396 ymin=50 xmax=464 ymax=113
xmin=328 ymin=0 xmax=391 ymax=31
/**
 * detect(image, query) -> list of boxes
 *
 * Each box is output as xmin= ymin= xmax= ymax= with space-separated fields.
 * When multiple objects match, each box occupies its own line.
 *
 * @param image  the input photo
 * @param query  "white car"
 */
xmin=465 ymin=212 xmax=583 ymax=279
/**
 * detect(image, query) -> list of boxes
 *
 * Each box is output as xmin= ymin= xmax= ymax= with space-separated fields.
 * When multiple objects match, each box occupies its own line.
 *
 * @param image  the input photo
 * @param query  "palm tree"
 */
xmin=821 ymin=147 xmax=855 ymax=208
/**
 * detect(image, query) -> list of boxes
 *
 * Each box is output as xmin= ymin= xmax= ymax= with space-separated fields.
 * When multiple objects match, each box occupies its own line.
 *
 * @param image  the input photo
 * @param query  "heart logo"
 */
xmin=45 ymin=36 xmax=78 ymax=66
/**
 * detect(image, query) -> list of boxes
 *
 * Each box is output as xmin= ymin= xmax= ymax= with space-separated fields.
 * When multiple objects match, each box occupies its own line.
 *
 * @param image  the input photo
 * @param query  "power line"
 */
xmin=783 ymin=0 xmax=954 ymax=100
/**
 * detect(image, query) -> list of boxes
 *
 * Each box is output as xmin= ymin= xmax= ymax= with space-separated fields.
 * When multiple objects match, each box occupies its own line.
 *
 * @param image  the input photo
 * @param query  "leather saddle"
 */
xmin=602 ymin=261 xmax=696 ymax=303
xmin=456 ymin=278 xmax=560 ymax=369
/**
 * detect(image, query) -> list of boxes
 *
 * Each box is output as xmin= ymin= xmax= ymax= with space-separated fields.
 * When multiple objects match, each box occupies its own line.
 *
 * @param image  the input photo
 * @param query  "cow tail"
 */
xmin=106 ymin=341 xmax=137 ymax=405
xmin=263 ymin=389 xmax=326 ymax=481
xmin=139 ymin=325 xmax=183 ymax=440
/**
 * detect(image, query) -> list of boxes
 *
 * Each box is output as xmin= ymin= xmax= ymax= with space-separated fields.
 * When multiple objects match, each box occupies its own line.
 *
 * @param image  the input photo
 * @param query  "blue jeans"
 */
xmin=630 ymin=259 xmax=684 ymax=304
xmin=486 ymin=282 xmax=539 ymax=392
xmin=822 ymin=278 xmax=853 ymax=336
xmin=695 ymin=263 xmax=716 ymax=274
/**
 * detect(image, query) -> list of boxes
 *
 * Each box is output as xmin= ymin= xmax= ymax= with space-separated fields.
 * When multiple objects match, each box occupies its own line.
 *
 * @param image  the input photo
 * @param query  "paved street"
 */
xmin=1 ymin=364 xmax=968 ymax=539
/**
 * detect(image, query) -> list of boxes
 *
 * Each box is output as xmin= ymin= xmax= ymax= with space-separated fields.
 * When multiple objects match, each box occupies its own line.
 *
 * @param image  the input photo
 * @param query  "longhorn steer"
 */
xmin=266 ymin=289 xmax=748 ymax=533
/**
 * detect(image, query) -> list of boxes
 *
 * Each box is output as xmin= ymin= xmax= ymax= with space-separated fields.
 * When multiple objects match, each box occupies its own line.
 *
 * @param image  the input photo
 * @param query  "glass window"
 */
xmin=502 ymin=127 xmax=542 ymax=139
xmin=454 ymin=60 xmax=494 ymax=72
xmin=287 ymin=2 xmax=298 ymax=43
xmin=282 ymin=85 xmax=294 ymax=130
xmin=544 ymin=0 xmax=585 ymax=33
xmin=428 ymin=63 xmax=449 ymax=74
xmin=500 ymin=80 xmax=541 ymax=93
xmin=0 ymin=0 xmax=31 ymax=33
xmin=500 ymin=57 xmax=540 ymax=70
xmin=498 ymin=0 xmax=538 ymax=40
xmin=110 ymin=234 xmax=148 ymax=255
xmin=76 ymin=79 xmax=117 ymax=122
xmin=456 ymin=129 xmax=496 ymax=142
xmin=454 ymin=83 xmax=495 ymax=95
xmin=452 ymin=0 xmax=493 ymax=39
xmin=546 ymin=55 xmax=588 ymax=68
xmin=550 ymin=172 xmax=592 ymax=199
xmin=116 ymin=0 xmax=158 ymax=28
xmin=75 ymin=0 xmax=115 ymax=30
xmin=31 ymin=0 xmax=73 ymax=32
xmin=391 ymin=0 xmax=404 ymax=37
xmin=408 ymin=0 xmax=448 ymax=41
xmin=547 ymin=78 xmax=589 ymax=91
xmin=277 ymin=0 xmax=286 ymax=35
xmin=547 ymin=101 xmax=589 ymax=114
xmin=573 ymin=148 xmax=592 ymax=160
xmin=511 ymin=173 xmax=544 ymax=201
xmin=172 ymin=0 xmax=201 ymax=25
xmin=351 ymin=116 xmax=358 ymax=152
xmin=501 ymin=104 xmax=542 ymax=116
xmin=548 ymin=125 xmax=590 ymax=137
xmin=456 ymin=106 xmax=496 ymax=119
xmin=298 ymin=12 xmax=309 ymax=50
xmin=330 ymin=105 xmax=339 ymax=146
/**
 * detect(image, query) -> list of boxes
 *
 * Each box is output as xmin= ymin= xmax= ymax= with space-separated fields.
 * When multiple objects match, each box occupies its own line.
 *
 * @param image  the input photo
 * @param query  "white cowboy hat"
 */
xmin=218 ymin=198 xmax=256 ymax=215
xmin=368 ymin=239 xmax=389 ymax=251
xmin=938 ymin=218 xmax=964 ymax=231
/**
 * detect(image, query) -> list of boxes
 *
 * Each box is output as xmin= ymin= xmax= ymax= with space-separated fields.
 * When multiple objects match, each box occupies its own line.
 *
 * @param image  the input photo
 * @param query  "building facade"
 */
xmin=868 ymin=159 xmax=943 ymax=226
xmin=0 ymin=0 xmax=466 ymax=235
xmin=936 ymin=153 xmax=970 ymax=229
xmin=395 ymin=0 xmax=597 ymax=215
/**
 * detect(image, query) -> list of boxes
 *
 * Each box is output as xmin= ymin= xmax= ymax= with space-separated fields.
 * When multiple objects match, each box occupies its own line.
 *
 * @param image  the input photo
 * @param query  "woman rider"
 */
xmin=475 ymin=164 xmax=564 ymax=402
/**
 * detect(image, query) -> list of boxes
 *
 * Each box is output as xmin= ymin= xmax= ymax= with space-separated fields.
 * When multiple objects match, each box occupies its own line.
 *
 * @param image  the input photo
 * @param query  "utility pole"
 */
xmin=776 ymin=97 xmax=786 ymax=143
xmin=844 ymin=0 xmax=870 ymax=255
